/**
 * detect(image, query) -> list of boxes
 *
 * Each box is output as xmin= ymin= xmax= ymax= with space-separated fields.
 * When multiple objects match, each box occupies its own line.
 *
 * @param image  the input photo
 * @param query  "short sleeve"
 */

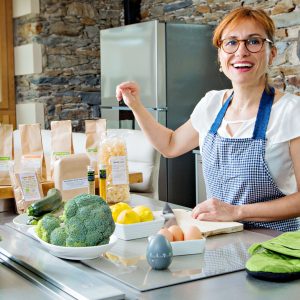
xmin=267 ymin=94 xmax=300 ymax=144
xmin=190 ymin=90 xmax=227 ymax=139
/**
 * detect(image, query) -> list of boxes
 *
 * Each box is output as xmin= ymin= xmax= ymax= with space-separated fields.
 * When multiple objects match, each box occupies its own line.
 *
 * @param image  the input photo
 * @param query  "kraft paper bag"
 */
xmin=0 ymin=124 xmax=13 ymax=185
xmin=19 ymin=123 xmax=47 ymax=182
xmin=50 ymin=120 xmax=74 ymax=180
xmin=85 ymin=119 xmax=106 ymax=174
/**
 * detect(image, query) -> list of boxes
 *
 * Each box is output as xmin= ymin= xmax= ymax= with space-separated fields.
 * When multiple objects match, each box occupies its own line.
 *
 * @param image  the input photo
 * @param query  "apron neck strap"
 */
xmin=252 ymin=87 xmax=275 ymax=139
xmin=209 ymin=92 xmax=233 ymax=134
xmin=209 ymin=87 xmax=275 ymax=140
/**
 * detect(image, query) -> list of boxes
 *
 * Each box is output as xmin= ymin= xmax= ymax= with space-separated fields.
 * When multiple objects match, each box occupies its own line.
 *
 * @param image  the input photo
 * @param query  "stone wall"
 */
xmin=14 ymin=0 xmax=123 ymax=131
xmin=140 ymin=0 xmax=300 ymax=95
xmin=14 ymin=0 xmax=300 ymax=131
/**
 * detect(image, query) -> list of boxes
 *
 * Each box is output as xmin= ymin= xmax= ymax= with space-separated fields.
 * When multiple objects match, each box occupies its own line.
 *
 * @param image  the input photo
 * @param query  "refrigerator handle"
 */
xmin=100 ymin=106 xmax=167 ymax=111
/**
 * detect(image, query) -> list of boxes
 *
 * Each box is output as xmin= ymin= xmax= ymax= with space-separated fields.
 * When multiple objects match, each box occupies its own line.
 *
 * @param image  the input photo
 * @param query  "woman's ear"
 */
xmin=269 ymin=46 xmax=277 ymax=65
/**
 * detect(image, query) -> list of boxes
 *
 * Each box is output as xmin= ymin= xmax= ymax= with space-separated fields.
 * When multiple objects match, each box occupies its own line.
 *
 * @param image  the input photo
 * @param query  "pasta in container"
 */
xmin=98 ymin=133 xmax=130 ymax=204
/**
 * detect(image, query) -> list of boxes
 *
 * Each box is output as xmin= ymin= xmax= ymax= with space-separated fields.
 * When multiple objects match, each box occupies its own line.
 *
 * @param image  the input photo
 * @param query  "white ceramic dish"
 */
xmin=114 ymin=212 xmax=164 ymax=240
xmin=28 ymin=227 xmax=118 ymax=260
xmin=13 ymin=214 xmax=32 ymax=229
xmin=171 ymin=238 xmax=206 ymax=256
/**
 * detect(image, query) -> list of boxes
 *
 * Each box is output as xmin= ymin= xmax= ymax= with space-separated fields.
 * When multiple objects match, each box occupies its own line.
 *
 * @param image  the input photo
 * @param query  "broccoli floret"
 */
xmin=50 ymin=227 xmax=67 ymax=246
xmin=64 ymin=194 xmax=115 ymax=247
xmin=35 ymin=214 xmax=61 ymax=243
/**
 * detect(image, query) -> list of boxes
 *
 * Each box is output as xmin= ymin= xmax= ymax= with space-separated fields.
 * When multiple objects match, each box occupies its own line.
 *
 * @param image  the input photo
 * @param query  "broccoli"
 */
xmin=63 ymin=194 xmax=115 ymax=247
xmin=35 ymin=214 xmax=61 ymax=243
xmin=36 ymin=193 xmax=115 ymax=247
xmin=50 ymin=227 xmax=67 ymax=246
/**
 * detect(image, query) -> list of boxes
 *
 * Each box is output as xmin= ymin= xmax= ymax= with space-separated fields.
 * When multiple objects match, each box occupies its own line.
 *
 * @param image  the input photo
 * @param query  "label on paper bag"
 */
xmin=18 ymin=172 xmax=42 ymax=201
xmin=62 ymin=177 xmax=88 ymax=191
xmin=0 ymin=157 xmax=10 ymax=171
xmin=110 ymin=156 xmax=127 ymax=185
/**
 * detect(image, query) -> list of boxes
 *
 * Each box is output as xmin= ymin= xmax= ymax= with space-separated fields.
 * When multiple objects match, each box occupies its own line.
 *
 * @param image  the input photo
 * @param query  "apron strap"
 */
xmin=208 ymin=88 xmax=275 ymax=139
xmin=209 ymin=92 xmax=233 ymax=134
xmin=252 ymin=87 xmax=275 ymax=139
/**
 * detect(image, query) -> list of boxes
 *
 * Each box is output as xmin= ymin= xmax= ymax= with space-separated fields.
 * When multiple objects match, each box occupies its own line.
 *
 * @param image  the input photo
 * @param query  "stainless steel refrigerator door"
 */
xmin=100 ymin=20 xmax=166 ymax=109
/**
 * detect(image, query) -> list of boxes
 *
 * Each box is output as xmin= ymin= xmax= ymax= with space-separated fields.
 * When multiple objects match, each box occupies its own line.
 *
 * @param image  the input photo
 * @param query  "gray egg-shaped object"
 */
xmin=146 ymin=234 xmax=173 ymax=270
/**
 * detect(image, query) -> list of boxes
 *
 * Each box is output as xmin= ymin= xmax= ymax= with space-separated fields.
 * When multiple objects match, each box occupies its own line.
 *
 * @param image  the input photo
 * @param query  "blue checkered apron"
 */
xmin=202 ymin=88 xmax=300 ymax=232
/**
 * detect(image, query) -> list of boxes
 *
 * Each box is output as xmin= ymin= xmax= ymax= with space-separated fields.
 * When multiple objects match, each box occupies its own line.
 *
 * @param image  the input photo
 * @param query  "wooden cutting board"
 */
xmin=173 ymin=209 xmax=243 ymax=237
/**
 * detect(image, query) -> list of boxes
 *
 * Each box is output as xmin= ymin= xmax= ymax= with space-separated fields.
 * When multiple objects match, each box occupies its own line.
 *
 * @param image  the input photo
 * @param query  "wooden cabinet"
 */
xmin=0 ymin=0 xmax=16 ymax=127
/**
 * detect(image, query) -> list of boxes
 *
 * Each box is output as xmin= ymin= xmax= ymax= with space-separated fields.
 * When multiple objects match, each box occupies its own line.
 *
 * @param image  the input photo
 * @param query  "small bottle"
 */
xmin=87 ymin=166 xmax=95 ymax=195
xmin=99 ymin=164 xmax=106 ymax=201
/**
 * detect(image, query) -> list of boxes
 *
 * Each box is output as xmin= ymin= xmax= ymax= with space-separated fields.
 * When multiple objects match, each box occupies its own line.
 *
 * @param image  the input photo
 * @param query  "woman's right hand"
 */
xmin=116 ymin=81 xmax=142 ymax=110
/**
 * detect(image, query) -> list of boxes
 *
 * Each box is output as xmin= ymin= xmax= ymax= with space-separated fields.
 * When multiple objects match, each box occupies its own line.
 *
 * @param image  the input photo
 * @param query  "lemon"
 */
xmin=116 ymin=209 xmax=140 ymax=224
xmin=132 ymin=205 xmax=154 ymax=222
xmin=110 ymin=202 xmax=132 ymax=222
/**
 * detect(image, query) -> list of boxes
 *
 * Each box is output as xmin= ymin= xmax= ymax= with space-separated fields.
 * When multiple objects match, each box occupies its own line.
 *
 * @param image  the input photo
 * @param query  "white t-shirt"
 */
xmin=191 ymin=90 xmax=300 ymax=195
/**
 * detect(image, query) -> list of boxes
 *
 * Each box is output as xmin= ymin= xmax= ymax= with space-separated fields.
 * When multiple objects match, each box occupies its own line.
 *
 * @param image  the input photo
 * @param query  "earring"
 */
xmin=219 ymin=66 xmax=223 ymax=72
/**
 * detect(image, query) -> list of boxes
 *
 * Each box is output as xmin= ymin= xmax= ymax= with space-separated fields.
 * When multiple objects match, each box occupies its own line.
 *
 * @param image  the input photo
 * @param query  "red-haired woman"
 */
xmin=116 ymin=7 xmax=300 ymax=232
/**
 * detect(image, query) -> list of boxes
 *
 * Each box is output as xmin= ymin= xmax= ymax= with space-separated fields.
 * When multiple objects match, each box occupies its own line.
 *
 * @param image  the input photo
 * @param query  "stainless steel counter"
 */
xmin=1 ymin=194 xmax=300 ymax=300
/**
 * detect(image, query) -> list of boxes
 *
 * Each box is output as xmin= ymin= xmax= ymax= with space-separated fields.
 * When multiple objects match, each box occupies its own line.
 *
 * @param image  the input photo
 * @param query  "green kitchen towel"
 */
xmin=246 ymin=231 xmax=300 ymax=282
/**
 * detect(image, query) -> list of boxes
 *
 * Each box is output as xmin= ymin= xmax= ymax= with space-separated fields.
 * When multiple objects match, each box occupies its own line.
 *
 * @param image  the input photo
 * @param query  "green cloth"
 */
xmin=246 ymin=231 xmax=300 ymax=281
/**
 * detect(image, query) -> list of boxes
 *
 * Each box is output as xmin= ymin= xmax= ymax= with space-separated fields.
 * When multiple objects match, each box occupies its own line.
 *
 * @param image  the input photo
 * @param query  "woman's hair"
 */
xmin=213 ymin=7 xmax=276 ymax=93
xmin=213 ymin=7 xmax=276 ymax=48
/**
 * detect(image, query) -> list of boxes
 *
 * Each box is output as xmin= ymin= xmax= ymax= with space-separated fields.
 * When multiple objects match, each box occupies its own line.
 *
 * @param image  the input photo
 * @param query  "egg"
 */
xmin=168 ymin=225 xmax=184 ymax=242
xmin=183 ymin=225 xmax=203 ymax=240
xmin=158 ymin=228 xmax=174 ymax=242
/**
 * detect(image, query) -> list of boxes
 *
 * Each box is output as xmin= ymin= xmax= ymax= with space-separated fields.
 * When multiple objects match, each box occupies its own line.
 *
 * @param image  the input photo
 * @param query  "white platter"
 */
xmin=28 ymin=227 xmax=118 ymax=260
xmin=13 ymin=213 xmax=32 ymax=229
xmin=171 ymin=238 xmax=206 ymax=256
xmin=114 ymin=211 xmax=164 ymax=240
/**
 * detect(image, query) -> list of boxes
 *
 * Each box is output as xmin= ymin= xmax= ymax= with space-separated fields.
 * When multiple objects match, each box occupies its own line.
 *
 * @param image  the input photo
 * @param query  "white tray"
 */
xmin=28 ymin=227 xmax=118 ymax=260
xmin=13 ymin=214 xmax=33 ymax=230
xmin=171 ymin=238 xmax=206 ymax=256
xmin=114 ymin=211 xmax=164 ymax=240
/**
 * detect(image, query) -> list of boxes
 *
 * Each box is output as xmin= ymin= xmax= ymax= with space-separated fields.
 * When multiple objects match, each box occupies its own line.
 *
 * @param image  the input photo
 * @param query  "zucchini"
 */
xmin=27 ymin=188 xmax=62 ymax=217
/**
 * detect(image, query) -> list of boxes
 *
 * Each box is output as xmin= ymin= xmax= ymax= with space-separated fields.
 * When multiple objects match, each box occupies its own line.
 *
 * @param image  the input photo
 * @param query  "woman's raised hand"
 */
xmin=116 ymin=81 xmax=142 ymax=110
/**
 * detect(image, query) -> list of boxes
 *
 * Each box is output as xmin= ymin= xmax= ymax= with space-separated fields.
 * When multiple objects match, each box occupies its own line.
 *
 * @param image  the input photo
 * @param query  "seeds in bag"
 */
xmin=50 ymin=120 xmax=74 ymax=179
xmin=98 ymin=134 xmax=130 ymax=204
xmin=9 ymin=162 xmax=43 ymax=214
xmin=19 ymin=123 xmax=47 ymax=182
xmin=0 ymin=124 xmax=13 ymax=185
xmin=85 ymin=119 xmax=106 ymax=174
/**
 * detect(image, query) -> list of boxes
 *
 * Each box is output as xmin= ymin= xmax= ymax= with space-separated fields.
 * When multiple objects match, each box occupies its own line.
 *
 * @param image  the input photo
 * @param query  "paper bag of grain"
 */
xmin=53 ymin=153 xmax=90 ymax=201
xmin=85 ymin=119 xmax=106 ymax=174
xmin=0 ymin=124 xmax=13 ymax=185
xmin=9 ymin=162 xmax=43 ymax=214
xmin=19 ymin=124 xmax=47 ymax=182
xmin=50 ymin=120 xmax=74 ymax=180
xmin=98 ymin=134 xmax=130 ymax=204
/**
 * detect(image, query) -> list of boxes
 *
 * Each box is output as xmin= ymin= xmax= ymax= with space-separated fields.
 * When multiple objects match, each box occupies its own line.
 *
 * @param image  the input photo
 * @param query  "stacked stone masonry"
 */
xmin=14 ymin=0 xmax=300 ymax=131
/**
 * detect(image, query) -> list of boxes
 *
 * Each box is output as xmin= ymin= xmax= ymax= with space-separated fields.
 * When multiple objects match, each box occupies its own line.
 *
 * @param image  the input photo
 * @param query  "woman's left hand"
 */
xmin=191 ymin=198 xmax=239 ymax=222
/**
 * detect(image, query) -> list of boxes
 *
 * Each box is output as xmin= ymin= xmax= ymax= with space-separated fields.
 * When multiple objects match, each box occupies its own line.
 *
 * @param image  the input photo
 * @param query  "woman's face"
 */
xmin=218 ymin=19 xmax=277 ymax=87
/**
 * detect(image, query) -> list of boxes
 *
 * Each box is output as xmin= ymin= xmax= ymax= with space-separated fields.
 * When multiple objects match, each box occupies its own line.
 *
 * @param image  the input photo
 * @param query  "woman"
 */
xmin=116 ymin=7 xmax=300 ymax=231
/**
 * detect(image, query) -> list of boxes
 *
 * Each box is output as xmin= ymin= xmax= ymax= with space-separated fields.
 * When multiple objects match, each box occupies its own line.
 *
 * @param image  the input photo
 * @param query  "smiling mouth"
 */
xmin=232 ymin=63 xmax=253 ymax=69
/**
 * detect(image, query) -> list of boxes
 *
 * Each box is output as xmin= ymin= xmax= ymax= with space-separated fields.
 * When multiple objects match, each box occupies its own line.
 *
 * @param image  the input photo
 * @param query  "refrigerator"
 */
xmin=100 ymin=20 xmax=230 ymax=208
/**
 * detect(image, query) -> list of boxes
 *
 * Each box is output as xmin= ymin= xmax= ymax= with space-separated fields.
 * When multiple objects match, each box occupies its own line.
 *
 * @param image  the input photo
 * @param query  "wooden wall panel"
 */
xmin=0 ymin=0 xmax=16 ymax=128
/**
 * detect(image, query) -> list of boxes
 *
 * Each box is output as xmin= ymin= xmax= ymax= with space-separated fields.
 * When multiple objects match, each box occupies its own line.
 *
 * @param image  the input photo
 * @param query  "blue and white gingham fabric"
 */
xmin=202 ymin=88 xmax=300 ymax=232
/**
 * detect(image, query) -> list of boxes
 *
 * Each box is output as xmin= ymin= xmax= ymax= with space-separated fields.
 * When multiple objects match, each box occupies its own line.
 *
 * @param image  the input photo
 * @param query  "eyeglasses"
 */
xmin=219 ymin=37 xmax=273 ymax=54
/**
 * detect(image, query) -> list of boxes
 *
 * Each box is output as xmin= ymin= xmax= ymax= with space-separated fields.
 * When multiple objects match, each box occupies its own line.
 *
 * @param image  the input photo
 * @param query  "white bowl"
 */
xmin=28 ymin=227 xmax=118 ymax=260
xmin=114 ymin=212 xmax=164 ymax=240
